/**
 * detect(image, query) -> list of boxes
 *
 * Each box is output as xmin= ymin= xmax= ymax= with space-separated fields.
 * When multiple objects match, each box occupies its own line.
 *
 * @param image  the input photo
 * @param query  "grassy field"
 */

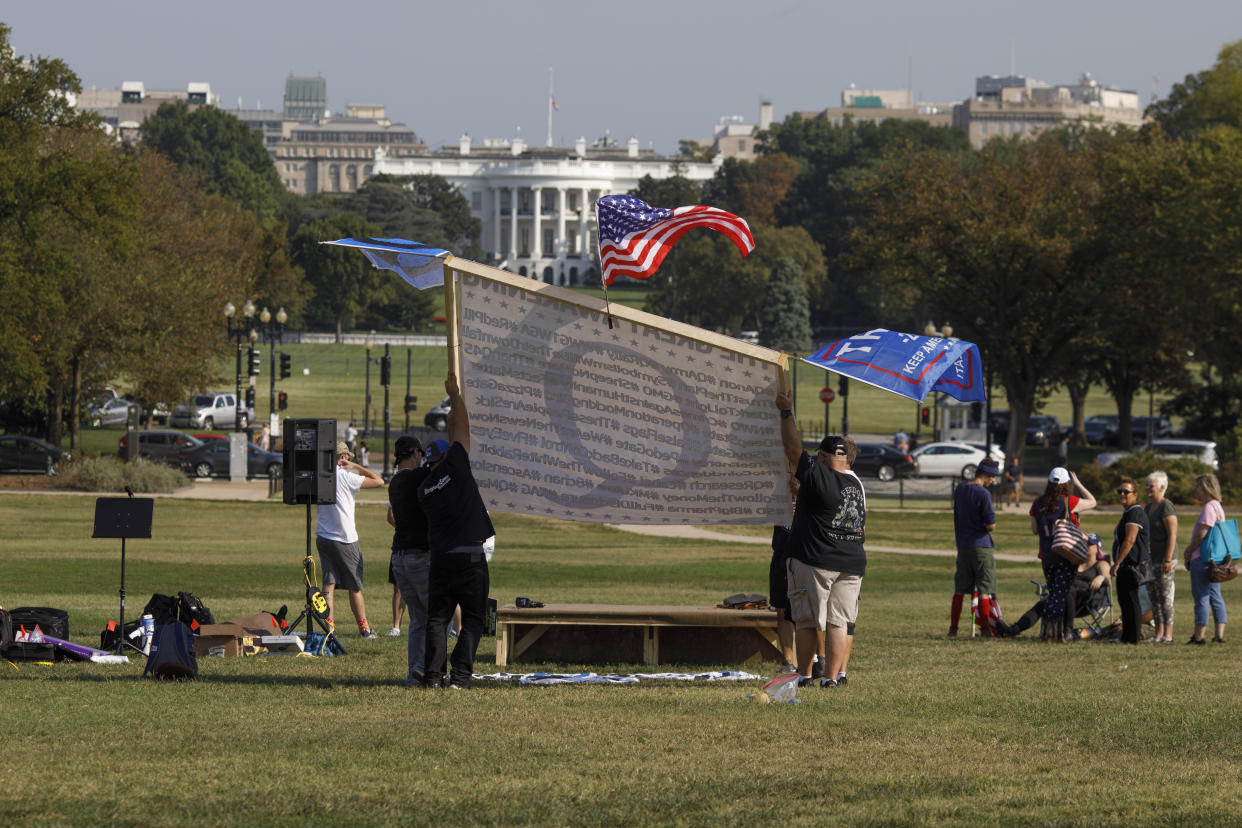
xmin=3 ymin=492 xmax=1240 ymax=825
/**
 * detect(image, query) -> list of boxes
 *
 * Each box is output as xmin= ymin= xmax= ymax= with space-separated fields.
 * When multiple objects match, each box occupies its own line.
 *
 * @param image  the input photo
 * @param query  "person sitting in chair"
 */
xmin=1000 ymin=535 xmax=1111 ymax=638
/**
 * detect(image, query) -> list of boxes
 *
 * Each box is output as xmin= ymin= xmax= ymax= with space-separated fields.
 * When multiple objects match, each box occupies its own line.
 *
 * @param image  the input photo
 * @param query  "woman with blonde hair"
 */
xmin=1183 ymin=473 xmax=1227 ymax=644
xmin=1144 ymin=471 xmax=1178 ymax=642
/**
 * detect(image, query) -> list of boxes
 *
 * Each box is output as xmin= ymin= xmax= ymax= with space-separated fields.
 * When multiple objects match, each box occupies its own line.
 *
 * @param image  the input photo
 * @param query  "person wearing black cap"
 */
xmin=387 ymin=435 xmax=432 ymax=686
xmin=419 ymin=371 xmax=495 ymax=689
xmin=949 ymin=459 xmax=1001 ymax=637
xmin=315 ymin=441 xmax=385 ymax=638
xmin=775 ymin=388 xmax=866 ymax=689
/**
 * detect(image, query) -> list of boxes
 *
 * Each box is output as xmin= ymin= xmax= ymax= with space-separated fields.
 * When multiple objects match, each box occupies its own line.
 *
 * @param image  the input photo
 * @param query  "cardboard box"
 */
xmin=194 ymin=622 xmax=248 ymax=657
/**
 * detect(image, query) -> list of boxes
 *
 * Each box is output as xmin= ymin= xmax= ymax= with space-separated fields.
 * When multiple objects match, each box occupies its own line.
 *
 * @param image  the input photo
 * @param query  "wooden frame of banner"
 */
xmin=440 ymin=255 xmax=789 ymax=376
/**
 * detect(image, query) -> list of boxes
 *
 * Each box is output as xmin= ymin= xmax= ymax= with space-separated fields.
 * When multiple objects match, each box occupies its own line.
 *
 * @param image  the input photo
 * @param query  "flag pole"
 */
xmin=547 ymin=66 xmax=554 ymax=148
xmin=594 ymin=199 xmax=614 ymax=329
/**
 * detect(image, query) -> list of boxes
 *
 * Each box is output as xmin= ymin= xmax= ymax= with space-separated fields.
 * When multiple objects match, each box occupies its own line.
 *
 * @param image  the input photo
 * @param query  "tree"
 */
xmin=847 ymin=133 xmax=1101 ymax=463
xmin=290 ymin=214 xmax=384 ymax=341
xmin=140 ymin=102 xmax=290 ymax=229
xmin=758 ymin=257 xmax=812 ymax=352
xmin=1147 ymin=40 xmax=1242 ymax=140
xmin=703 ymin=153 xmax=800 ymax=226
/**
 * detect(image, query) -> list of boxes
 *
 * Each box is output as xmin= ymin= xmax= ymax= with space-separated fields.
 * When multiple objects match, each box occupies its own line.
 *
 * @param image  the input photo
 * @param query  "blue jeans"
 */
xmin=1189 ymin=557 xmax=1228 ymax=627
xmin=390 ymin=550 xmax=430 ymax=679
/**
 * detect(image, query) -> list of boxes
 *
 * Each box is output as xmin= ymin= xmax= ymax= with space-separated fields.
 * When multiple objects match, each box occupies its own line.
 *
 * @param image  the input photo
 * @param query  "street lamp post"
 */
xmin=258 ymin=306 xmax=287 ymax=421
xmin=382 ymin=342 xmax=391 ymax=480
xmin=223 ymin=300 xmax=256 ymax=432
xmin=363 ymin=334 xmax=374 ymax=435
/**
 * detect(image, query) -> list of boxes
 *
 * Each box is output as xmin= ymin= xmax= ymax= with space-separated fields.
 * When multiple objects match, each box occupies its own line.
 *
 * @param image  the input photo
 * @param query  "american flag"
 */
xmin=595 ymin=195 xmax=755 ymax=286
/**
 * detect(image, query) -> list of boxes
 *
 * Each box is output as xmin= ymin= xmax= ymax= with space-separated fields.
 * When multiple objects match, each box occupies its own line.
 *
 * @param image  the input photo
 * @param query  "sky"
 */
xmin=7 ymin=2 xmax=1241 ymax=155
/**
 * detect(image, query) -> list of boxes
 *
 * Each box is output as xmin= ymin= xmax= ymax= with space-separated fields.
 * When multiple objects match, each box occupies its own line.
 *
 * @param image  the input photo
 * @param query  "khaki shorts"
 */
xmin=785 ymin=557 xmax=862 ymax=631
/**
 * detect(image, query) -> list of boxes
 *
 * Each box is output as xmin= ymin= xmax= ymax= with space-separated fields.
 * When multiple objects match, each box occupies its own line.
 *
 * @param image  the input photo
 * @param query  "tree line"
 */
xmin=0 ymin=23 xmax=478 ymax=449
xmin=630 ymin=41 xmax=1242 ymax=466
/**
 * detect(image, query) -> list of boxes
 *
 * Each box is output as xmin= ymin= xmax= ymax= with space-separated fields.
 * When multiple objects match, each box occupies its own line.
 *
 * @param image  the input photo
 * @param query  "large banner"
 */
xmin=449 ymin=261 xmax=791 ymax=526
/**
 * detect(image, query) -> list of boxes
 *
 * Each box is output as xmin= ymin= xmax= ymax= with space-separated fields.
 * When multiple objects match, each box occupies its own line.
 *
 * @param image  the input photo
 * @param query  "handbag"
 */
xmin=1050 ymin=496 xmax=1088 ymax=563
xmin=1208 ymin=556 xmax=1238 ymax=583
xmin=1201 ymin=518 xmax=1240 ymax=565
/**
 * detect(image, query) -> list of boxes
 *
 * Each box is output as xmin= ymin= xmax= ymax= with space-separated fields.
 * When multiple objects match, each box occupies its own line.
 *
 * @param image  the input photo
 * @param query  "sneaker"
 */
xmin=797 ymin=676 xmax=815 ymax=687
xmin=404 ymin=671 xmax=425 ymax=688
xmin=1186 ymin=636 xmax=1206 ymax=645
xmin=778 ymin=663 xmax=797 ymax=674
xmin=447 ymin=625 xmax=459 ymax=639
xmin=811 ymin=656 xmax=825 ymax=680
xmin=359 ymin=628 xmax=379 ymax=639
xmin=1212 ymin=636 xmax=1226 ymax=643
xmin=819 ymin=678 xmax=838 ymax=688
xmin=385 ymin=627 xmax=402 ymax=637
xmin=947 ymin=626 xmax=959 ymax=638
xmin=447 ymin=683 xmax=465 ymax=690
xmin=836 ymin=672 xmax=848 ymax=686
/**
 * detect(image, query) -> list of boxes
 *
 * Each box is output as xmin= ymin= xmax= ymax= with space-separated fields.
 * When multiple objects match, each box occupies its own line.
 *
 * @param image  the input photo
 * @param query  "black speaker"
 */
xmin=282 ymin=418 xmax=337 ymax=505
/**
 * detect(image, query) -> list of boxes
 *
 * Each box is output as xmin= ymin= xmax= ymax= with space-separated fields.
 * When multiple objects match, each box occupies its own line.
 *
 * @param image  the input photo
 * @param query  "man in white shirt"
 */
xmin=316 ymin=441 xmax=385 ymax=637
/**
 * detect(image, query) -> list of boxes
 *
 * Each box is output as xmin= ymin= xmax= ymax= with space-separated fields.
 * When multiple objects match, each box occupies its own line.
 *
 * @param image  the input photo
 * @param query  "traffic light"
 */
xmin=278 ymin=391 xmax=288 ymax=411
xmin=379 ymin=355 xmax=391 ymax=386
xmin=404 ymin=394 xmax=418 ymax=413
xmin=279 ymin=352 xmax=291 ymax=380
xmin=921 ymin=406 xmax=931 ymax=425
xmin=838 ymin=376 xmax=849 ymax=397
xmin=248 ymin=346 xmax=262 ymax=376
xmin=245 ymin=387 xmax=256 ymax=409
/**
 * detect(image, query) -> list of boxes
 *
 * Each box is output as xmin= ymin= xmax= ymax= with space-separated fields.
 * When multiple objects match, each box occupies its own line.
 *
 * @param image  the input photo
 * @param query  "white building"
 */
xmin=372 ymin=135 xmax=722 ymax=285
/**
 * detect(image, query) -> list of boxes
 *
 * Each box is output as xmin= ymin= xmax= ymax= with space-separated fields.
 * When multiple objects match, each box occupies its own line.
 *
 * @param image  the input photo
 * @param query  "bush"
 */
xmin=1078 ymin=452 xmax=1214 ymax=507
xmin=57 ymin=456 xmax=189 ymax=493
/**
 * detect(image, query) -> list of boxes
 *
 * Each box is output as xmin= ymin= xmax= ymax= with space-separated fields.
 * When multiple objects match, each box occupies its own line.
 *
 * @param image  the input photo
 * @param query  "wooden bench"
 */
xmin=495 ymin=603 xmax=780 ymax=667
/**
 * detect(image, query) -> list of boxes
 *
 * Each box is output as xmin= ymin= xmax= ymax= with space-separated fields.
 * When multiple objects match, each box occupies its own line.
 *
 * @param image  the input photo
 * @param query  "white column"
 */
xmin=508 ymin=186 xmax=518 ymax=264
xmin=531 ymin=186 xmax=543 ymax=279
xmin=555 ymin=187 xmax=567 ymax=284
xmin=579 ymin=187 xmax=590 ymax=267
xmin=492 ymin=186 xmax=501 ymax=261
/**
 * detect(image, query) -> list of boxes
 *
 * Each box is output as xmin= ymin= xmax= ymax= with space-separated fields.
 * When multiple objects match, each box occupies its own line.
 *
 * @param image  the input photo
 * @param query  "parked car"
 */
xmin=169 ymin=392 xmax=252 ymax=430
xmin=1083 ymin=414 xmax=1119 ymax=445
xmin=965 ymin=442 xmax=1006 ymax=465
xmin=910 ymin=441 xmax=993 ymax=479
xmin=851 ymin=443 xmax=916 ymax=481
xmin=1130 ymin=416 xmax=1174 ymax=442
xmin=1097 ymin=438 xmax=1218 ymax=470
xmin=88 ymin=398 xmax=140 ymax=427
xmin=0 ymin=434 xmax=65 ymax=474
xmin=1026 ymin=415 xmax=1064 ymax=446
xmin=424 ymin=396 xmax=451 ymax=431
xmin=118 ymin=430 xmax=204 ymax=466
xmin=179 ymin=440 xmax=282 ymax=479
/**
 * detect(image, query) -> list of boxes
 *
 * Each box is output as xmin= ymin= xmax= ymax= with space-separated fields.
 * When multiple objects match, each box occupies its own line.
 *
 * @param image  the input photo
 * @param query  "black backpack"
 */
xmin=143 ymin=594 xmax=180 ymax=626
xmin=176 ymin=592 xmax=215 ymax=629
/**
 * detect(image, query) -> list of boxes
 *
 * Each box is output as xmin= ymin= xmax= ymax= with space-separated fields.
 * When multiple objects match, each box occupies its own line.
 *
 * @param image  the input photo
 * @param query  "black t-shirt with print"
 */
xmin=1113 ymin=503 xmax=1151 ymax=576
xmin=786 ymin=452 xmax=867 ymax=575
xmin=389 ymin=465 xmax=430 ymax=552
xmin=416 ymin=441 xmax=495 ymax=555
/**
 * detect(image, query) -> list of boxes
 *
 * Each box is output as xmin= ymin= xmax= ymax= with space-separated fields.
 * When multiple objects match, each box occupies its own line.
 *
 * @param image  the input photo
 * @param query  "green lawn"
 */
xmin=2 ymin=493 xmax=1238 ymax=824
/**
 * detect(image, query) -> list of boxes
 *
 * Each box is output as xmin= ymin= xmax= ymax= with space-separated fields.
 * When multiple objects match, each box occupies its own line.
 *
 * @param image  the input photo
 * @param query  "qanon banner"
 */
xmin=450 ymin=264 xmax=791 ymax=525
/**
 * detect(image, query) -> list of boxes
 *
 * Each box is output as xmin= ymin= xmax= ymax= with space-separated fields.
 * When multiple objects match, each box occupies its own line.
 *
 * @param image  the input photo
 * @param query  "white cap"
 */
xmin=1048 ymin=467 xmax=1070 ymax=484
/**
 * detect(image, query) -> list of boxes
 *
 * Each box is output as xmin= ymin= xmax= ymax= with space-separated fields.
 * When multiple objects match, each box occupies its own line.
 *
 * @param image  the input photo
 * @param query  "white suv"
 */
xmin=169 ymin=392 xmax=252 ymax=429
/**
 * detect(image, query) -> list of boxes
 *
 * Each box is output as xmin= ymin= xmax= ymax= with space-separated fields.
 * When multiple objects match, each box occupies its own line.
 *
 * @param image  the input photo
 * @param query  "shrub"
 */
xmin=1078 ymin=452 xmax=1213 ymax=506
xmin=58 ymin=456 xmax=189 ymax=493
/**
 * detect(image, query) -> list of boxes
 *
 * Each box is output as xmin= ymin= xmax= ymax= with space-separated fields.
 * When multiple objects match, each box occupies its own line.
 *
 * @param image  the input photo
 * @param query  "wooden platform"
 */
xmin=495 ymin=603 xmax=781 ymax=667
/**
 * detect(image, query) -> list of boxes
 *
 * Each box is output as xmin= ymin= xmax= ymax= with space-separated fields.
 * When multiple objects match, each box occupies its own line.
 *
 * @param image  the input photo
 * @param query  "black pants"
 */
xmin=424 ymin=552 xmax=489 ymax=687
xmin=1115 ymin=567 xmax=1142 ymax=644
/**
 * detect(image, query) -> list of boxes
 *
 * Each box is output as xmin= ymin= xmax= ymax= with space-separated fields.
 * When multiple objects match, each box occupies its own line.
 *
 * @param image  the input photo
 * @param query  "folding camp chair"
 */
xmin=1029 ymin=578 xmax=1112 ymax=639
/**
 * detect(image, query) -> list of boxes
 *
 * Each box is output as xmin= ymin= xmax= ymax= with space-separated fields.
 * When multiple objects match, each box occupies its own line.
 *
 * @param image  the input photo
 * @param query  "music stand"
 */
xmin=93 ymin=497 xmax=154 ymax=655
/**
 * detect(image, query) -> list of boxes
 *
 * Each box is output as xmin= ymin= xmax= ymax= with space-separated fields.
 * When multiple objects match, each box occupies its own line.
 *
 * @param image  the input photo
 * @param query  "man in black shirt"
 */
xmin=387 ymin=435 xmax=431 ymax=687
xmin=776 ymin=388 xmax=867 ymax=688
xmin=419 ymin=371 xmax=495 ymax=689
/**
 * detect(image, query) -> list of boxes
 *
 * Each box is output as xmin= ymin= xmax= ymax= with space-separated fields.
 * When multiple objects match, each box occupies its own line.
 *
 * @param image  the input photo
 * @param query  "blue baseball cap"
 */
xmin=424 ymin=439 xmax=451 ymax=464
xmin=1087 ymin=533 xmax=1101 ymax=547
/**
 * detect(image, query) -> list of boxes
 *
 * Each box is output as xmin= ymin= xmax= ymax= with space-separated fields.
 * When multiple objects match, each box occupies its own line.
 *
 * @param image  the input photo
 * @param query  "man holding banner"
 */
xmin=775 ymin=389 xmax=867 ymax=688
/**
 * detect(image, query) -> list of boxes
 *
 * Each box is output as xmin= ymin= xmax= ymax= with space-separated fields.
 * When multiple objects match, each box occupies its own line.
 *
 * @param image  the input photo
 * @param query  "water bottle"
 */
xmin=140 ymin=614 xmax=155 ymax=655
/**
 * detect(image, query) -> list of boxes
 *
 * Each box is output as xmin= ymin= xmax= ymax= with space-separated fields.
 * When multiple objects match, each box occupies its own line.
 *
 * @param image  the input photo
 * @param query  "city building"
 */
xmin=372 ymin=133 xmax=722 ymax=285
xmin=74 ymin=81 xmax=219 ymax=142
xmin=953 ymin=73 xmax=1144 ymax=148
xmin=798 ymin=86 xmax=954 ymax=129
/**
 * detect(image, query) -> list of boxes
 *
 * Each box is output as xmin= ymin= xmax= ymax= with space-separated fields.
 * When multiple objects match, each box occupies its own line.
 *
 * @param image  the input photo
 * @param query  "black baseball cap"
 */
xmin=818 ymin=435 xmax=847 ymax=454
xmin=394 ymin=435 xmax=422 ymax=461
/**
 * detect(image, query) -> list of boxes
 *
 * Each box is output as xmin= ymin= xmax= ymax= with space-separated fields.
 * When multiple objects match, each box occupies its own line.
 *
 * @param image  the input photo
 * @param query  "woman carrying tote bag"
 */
xmin=1030 ymin=467 xmax=1098 ymax=641
xmin=1183 ymin=473 xmax=1228 ymax=645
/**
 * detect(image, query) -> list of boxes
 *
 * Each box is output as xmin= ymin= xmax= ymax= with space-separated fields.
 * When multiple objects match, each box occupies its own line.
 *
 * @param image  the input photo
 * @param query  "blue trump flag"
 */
xmin=801 ymin=328 xmax=986 ymax=403
xmin=320 ymin=237 xmax=450 ymax=289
